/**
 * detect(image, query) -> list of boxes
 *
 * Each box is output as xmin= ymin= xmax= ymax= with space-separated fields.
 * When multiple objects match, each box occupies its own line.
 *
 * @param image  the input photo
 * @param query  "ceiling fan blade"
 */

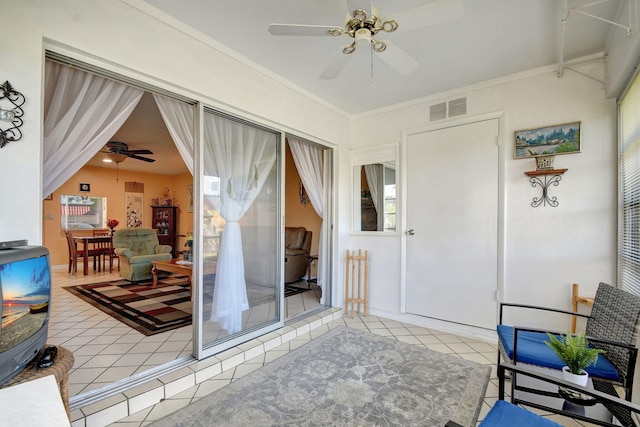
xmin=319 ymin=47 xmax=354 ymax=80
xmin=386 ymin=0 xmax=466 ymax=32
xmin=128 ymin=154 xmax=156 ymax=163
xmin=376 ymin=41 xmax=419 ymax=75
xmin=127 ymin=149 xmax=154 ymax=155
xmin=268 ymin=24 xmax=341 ymax=36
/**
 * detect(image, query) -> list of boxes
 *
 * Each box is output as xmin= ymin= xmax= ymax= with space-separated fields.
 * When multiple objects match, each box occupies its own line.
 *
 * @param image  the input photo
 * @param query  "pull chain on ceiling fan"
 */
xmin=267 ymin=0 xmax=466 ymax=80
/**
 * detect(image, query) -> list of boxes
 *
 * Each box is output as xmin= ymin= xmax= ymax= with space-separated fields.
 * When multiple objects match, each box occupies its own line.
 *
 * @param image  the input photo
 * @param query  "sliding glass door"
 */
xmin=196 ymin=108 xmax=283 ymax=357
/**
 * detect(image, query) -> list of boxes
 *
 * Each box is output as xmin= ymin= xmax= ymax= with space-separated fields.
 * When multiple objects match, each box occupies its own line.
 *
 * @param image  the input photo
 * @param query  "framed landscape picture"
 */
xmin=514 ymin=121 xmax=581 ymax=159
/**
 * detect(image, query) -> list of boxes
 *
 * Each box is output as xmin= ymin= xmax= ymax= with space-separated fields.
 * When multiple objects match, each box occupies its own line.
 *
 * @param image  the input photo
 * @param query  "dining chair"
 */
xmin=64 ymin=230 xmax=79 ymax=273
xmin=92 ymin=230 xmax=116 ymax=272
xmin=64 ymin=230 xmax=101 ymax=274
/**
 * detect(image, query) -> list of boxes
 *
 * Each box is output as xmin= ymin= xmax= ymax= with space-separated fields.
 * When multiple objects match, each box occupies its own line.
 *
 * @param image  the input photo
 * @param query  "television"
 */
xmin=0 ymin=245 xmax=51 ymax=386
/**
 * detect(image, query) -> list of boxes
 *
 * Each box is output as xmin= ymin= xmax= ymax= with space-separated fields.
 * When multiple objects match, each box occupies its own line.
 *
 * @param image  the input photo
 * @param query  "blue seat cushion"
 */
xmin=497 ymin=325 xmax=619 ymax=381
xmin=479 ymin=400 xmax=562 ymax=426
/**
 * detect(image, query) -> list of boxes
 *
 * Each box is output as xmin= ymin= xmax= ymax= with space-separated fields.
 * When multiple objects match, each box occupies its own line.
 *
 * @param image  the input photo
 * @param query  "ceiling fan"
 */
xmin=101 ymin=141 xmax=155 ymax=163
xmin=267 ymin=0 xmax=466 ymax=80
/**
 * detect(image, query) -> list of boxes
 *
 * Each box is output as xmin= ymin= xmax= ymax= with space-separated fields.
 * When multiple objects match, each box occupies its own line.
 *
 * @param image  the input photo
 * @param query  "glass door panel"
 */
xmin=198 ymin=109 xmax=282 ymax=356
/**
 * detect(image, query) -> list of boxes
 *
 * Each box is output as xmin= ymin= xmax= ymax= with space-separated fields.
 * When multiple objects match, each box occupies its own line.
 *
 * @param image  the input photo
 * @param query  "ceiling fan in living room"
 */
xmin=101 ymin=141 xmax=155 ymax=164
xmin=101 ymin=141 xmax=156 ymax=181
xmin=267 ymin=0 xmax=467 ymax=80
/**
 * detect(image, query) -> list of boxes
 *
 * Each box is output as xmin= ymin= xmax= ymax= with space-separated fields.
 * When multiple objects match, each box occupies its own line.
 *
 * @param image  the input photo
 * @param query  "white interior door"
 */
xmin=405 ymin=118 xmax=498 ymax=330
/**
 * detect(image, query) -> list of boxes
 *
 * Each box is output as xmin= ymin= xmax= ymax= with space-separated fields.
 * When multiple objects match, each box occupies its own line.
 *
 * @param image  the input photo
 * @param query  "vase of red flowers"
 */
xmin=107 ymin=219 xmax=119 ymax=235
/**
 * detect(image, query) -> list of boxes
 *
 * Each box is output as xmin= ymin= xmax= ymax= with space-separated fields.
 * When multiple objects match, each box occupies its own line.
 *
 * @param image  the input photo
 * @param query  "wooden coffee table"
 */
xmin=152 ymin=259 xmax=194 ymax=297
xmin=152 ymin=259 xmax=216 ymax=299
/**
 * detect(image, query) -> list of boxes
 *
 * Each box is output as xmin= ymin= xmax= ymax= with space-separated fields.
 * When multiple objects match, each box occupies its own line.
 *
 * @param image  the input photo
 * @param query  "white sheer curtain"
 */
xmin=287 ymin=138 xmax=324 ymax=288
xmin=153 ymin=94 xmax=194 ymax=174
xmin=43 ymin=60 xmax=143 ymax=198
xmin=203 ymin=112 xmax=277 ymax=334
xmin=364 ymin=164 xmax=381 ymax=212
xmin=364 ymin=163 xmax=383 ymax=230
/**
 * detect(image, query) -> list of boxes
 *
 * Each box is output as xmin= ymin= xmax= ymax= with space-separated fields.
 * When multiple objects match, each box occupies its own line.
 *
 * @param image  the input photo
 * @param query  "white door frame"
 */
xmin=399 ymin=111 xmax=506 ymax=322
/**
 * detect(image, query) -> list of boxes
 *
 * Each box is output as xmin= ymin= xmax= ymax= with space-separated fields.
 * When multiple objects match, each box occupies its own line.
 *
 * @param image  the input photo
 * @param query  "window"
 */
xmin=60 ymin=195 xmax=107 ymax=229
xmin=619 ymin=70 xmax=640 ymax=296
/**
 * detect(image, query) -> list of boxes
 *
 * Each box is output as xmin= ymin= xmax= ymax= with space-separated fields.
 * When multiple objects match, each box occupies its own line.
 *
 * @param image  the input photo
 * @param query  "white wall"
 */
xmin=350 ymin=60 xmax=617 ymax=339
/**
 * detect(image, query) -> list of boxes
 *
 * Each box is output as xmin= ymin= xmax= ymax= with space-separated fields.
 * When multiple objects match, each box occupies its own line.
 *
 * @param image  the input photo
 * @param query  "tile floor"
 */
xmin=46 ymin=267 xmax=320 ymax=400
xmin=102 ymin=313 xmax=600 ymax=427
xmin=49 ymin=267 xmax=597 ymax=427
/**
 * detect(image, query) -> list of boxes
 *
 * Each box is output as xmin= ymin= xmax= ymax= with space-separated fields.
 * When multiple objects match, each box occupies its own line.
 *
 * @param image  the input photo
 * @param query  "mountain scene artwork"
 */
xmin=515 ymin=121 xmax=581 ymax=159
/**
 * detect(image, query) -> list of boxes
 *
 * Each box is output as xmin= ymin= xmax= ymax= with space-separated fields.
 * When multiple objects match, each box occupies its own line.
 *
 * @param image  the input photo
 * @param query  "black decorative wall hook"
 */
xmin=0 ymin=81 xmax=25 ymax=148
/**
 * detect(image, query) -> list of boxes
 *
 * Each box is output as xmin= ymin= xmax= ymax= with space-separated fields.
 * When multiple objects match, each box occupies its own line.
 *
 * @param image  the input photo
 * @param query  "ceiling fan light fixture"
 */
xmin=355 ymin=28 xmax=371 ymax=47
xmin=352 ymin=9 xmax=367 ymax=21
xmin=372 ymin=39 xmax=387 ymax=52
xmin=104 ymin=152 xmax=127 ymax=164
xmin=343 ymin=42 xmax=356 ymax=54
xmin=382 ymin=20 xmax=398 ymax=33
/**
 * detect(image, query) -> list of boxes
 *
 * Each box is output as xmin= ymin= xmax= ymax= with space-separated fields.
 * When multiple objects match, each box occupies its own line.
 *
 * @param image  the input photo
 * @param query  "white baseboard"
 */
xmin=366 ymin=308 xmax=498 ymax=344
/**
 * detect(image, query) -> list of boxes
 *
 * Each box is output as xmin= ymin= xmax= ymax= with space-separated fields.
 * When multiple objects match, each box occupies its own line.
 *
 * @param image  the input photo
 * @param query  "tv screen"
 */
xmin=0 ymin=246 xmax=51 ymax=385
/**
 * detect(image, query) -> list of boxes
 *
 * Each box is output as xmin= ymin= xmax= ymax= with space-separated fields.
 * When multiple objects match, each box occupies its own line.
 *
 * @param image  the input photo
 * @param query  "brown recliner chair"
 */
xmin=284 ymin=227 xmax=312 ymax=284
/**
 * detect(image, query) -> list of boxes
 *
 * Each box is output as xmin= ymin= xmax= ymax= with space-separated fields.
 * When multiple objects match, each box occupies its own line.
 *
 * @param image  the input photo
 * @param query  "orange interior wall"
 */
xmin=43 ymin=165 xmax=193 ymax=266
xmin=284 ymin=144 xmax=322 ymax=258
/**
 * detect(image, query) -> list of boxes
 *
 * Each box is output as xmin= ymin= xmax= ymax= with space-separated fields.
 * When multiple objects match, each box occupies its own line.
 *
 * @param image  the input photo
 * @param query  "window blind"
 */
xmin=619 ymin=71 xmax=640 ymax=296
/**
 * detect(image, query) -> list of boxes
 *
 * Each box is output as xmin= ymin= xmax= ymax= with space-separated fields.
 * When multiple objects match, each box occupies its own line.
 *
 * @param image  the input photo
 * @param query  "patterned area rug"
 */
xmin=64 ymin=276 xmax=192 ymax=336
xmin=150 ymin=326 xmax=491 ymax=426
xmin=284 ymin=283 xmax=312 ymax=298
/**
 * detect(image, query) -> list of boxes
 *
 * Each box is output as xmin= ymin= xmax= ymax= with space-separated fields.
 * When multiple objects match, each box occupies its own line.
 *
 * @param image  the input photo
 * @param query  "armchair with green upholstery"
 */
xmin=113 ymin=228 xmax=172 ymax=281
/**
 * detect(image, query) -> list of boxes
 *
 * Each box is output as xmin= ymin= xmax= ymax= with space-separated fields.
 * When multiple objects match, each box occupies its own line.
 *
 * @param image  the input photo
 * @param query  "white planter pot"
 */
xmin=562 ymin=366 xmax=589 ymax=387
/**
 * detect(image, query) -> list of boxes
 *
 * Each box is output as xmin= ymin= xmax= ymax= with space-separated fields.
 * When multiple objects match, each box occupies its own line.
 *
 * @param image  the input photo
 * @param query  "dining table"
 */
xmin=73 ymin=235 xmax=112 ymax=275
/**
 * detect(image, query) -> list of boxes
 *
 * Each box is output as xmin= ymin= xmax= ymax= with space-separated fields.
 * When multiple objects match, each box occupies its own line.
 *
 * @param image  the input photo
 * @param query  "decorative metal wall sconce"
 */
xmin=299 ymin=181 xmax=309 ymax=207
xmin=0 ymin=81 xmax=25 ymax=148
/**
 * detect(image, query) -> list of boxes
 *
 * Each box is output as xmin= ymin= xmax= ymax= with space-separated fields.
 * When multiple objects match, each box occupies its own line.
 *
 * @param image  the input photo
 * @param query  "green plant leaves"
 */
xmin=545 ymin=332 xmax=605 ymax=375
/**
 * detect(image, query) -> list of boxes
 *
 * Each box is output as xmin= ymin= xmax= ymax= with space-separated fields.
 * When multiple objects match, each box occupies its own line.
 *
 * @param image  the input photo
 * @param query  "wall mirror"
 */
xmin=60 ymin=195 xmax=107 ymax=229
xmin=351 ymin=144 xmax=398 ymax=233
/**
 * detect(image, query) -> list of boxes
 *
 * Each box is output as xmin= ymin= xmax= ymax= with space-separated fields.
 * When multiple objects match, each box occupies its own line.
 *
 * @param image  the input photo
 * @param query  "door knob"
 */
xmin=407 ymin=229 xmax=415 ymax=236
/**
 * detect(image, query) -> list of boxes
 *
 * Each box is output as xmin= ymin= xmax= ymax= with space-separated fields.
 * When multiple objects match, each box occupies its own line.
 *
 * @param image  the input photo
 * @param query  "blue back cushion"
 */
xmin=497 ymin=325 xmax=619 ymax=381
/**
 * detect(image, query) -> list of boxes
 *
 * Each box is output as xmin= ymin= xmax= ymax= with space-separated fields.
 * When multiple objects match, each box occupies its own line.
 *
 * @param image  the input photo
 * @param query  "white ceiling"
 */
xmin=143 ymin=0 xmax=618 ymax=114
xmin=87 ymin=0 xmax=621 ymax=174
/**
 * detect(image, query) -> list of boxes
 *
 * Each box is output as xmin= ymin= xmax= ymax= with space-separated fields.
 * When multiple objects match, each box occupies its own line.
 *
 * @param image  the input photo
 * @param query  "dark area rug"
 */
xmin=150 ymin=325 xmax=491 ymax=427
xmin=284 ymin=283 xmax=312 ymax=298
xmin=64 ymin=276 xmax=192 ymax=336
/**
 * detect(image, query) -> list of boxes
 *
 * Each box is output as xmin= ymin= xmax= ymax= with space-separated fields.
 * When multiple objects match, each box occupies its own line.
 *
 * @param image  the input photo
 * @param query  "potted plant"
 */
xmin=183 ymin=233 xmax=193 ymax=261
xmin=545 ymin=332 xmax=605 ymax=386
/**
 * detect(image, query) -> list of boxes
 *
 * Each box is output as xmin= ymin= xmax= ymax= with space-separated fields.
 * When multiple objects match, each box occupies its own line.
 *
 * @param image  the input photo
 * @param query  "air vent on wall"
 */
xmin=448 ymin=97 xmax=467 ymax=117
xmin=429 ymin=97 xmax=467 ymax=121
xmin=429 ymin=102 xmax=447 ymax=121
